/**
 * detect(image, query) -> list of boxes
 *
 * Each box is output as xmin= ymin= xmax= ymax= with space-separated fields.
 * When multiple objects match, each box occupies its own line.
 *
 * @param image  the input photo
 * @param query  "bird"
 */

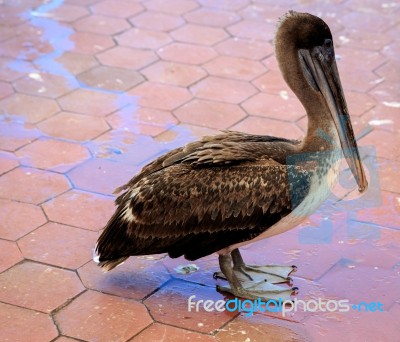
xmin=94 ymin=10 xmax=368 ymax=301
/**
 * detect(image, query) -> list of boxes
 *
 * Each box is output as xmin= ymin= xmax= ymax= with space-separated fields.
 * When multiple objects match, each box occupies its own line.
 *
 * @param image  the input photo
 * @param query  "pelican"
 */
xmin=95 ymin=11 xmax=368 ymax=300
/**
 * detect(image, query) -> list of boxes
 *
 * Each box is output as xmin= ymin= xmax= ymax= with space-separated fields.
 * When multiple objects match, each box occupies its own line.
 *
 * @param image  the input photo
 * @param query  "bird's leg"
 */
xmin=216 ymin=253 xmax=297 ymax=301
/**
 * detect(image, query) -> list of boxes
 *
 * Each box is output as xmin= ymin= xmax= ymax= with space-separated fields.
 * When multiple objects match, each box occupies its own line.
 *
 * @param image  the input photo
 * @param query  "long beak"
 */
xmin=300 ymin=48 xmax=368 ymax=193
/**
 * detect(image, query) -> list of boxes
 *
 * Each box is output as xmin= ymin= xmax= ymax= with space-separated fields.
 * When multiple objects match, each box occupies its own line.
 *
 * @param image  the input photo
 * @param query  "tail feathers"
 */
xmin=97 ymin=256 xmax=129 ymax=271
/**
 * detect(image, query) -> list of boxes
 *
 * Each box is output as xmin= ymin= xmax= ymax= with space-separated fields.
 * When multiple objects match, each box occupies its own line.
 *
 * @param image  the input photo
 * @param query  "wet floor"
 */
xmin=0 ymin=0 xmax=399 ymax=341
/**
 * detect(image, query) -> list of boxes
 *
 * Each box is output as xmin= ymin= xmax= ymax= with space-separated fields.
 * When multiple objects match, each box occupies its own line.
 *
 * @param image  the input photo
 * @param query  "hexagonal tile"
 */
xmin=91 ymin=0 xmax=143 ymax=17
xmin=0 ymin=303 xmax=58 ymax=342
xmin=375 ymin=61 xmax=400 ymax=84
xmin=0 ymin=81 xmax=13 ymax=99
xmin=0 ymin=151 xmax=18 ymax=175
xmin=16 ymin=138 xmax=90 ymax=172
xmin=129 ymin=11 xmax=185 ymax=31
xmin=0 ymin=261 xmax=85 ymax=313
xmin=18 ymin=222 xmax=97 ymax=269
xmin=134 ymin=323 xmax=217 ymax=341
xmin=369 ymin=81 xmax=399 ymax=104
xmin=0 ymin=199 xmax=47 ymax=240
xmin=107 ymin=106 xmax=178 ymax=136
xmin=55 ymin=51 xmax=98 ymax=75
xmin=252 ymin=70 xmax=291 ymax=94
xmin=0 ymin=240 xmax=23 ymax=272
xmin=215 ymin=37 xmax=274 ymax=60
xmin=346 ymin=91 xmax=376 ymax=116
xmin=242 ymin=92 xmax=304 ymax=122
xmin=116 ymin=27 xmax=172 ymax=50
xmin=0 ymin=167 xmax=70 ymax=204
xmin=0 ymin=35 xmax=52 ymax=61
xmin=144 ymin=279 xmax=236 ymax=333
xmin=77 ymin=65 xmax=144 ymax=91
xmin=157 ymin=42 xmax=217 ymax=64
xmin=144 ymin=0 xmax=199 ymax=15
xmin=38 ymin=112 xmax=109 ymax=142
xmin=190 ymin=77 xmax=257 ymax=104
xmin=174 ymin=99 xmax=247 ymax=129
xmin=129 ymin=82 xmax=192 ymax=110
xmin=0 ymin=56 xmax=32 ymax=82
xmin=58 ymin=88 xmax=125 ymax=116
xmin=376 ymin=158 xmax=400 ymax=194
xmin=42 ymin=3 xmax=89 ymax=22
xmin=13 ymin=72 xmax=78 ymax=98
xmin=170 ymin=24 xmax=229 ymax=46
xmin=97 ymin=46 xmax=158 ymax=70
xmin=227 ymin=20 xmax=275 ymax=41
xmin=74 ymin=15 xmax=130 ymax=35
xmin=382 ymin=41 xmax=400 ymax=62
xmin=60 ymin=31 xmax=115 ymax=55
xmin=141 ymin=61 xmax=207 ymax=87
xmin=230 ymin=116 xmax=304 ymax=140
xmin=0 ymin=119 xmax=40 ymax=152
xmin=204 ymin=55 xmax=265 ymax=81
xmin=340 ymin=66 xmax=383 ymax=92
xmin=338 ymin=11 xmax=397 ymax=33
xmin=0 ymin=93 xmax=60 ymax=123
xmin=239 ymin=2 xmax=288 ymax=23
xmin=56 ymin=290 xmax=153 ymax=341
xmin=185 ymin=7 xmax=241 ymax=27
xmin=42 ymin=189 xmax=115 ymax=231
xmin=359 ymin=130 xmax=400 ymax=161
xmin=337 ymin=29 xmax=392 ymax=51
xmin=68 ymin=158 xmax=138 ymax=195
xmin=78 ymin=257 xmax=170 ymax=300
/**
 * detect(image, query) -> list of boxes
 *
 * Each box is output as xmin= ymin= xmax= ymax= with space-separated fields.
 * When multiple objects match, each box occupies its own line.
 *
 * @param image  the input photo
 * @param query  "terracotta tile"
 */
xmin=362 ymin=104 xmax=400 ymax=134
xmin=0 ymin=34 xmax=52 ymax=61
xmin=0 ymin=26 xmax=16 ymax=43
xmin=376 ymin=158 xmax=400 ymax=194
xmin=107 ymin=106 xmax=178 ymax=136
xmin=345 ymin=0 xmax=400 ymax=14
xmin=0 ymin=81 xmax=13 ymax=99
xmin=65 ymin=0 xmax=100 ymax=5
xmin=38 ymin=112 xmax=109 ymax=142
xmin=0 ymin=261 xmax=84 ymax=313
xmin=174 ymin=99 xmax=247 ymax=129
xmin=385 ymin=24 xmax=400 ymax=42
xmin=190 ymin=77 xmax=257 ymax=104
xmin=204 ymin=56 xmax=265 ymax=81
xmin=13 ymin=72 xmax=78 ymax=99
xmin=215 ymin=38 xmax=274 ymax=60
xmin=369 ymin=81 xmax=399 ymax=104
xmin=43 ymin=189 xmax=115 ymax=231
xmin=336 ymin=46 xmax=386 ymax=71
xmin=129 ymin=82 xmax=192 ymax=110
xmin=56 ymin=290 xmax=153 ymax=341
xmin=171 ymin=24 xmax=229 ymax=46
xmin=0 ymin=240 xmax=23 ymax=272
xmin=0 ymin=56 xmax=32 ymax=82
xmin=0 ymin=167 xmax=70 ymax=204
xmin=355 ymin=191 xmax=400 ymax=231
xmin=239 ymin=2 xmax=289 ymax=23
xmin=338 ymin=11 xmax=397 ymax=33
xmin=144 ymin=0 xmax=199 ymax=15
xmin=58 ymin=88 xmax=124 ymax=116
xmin=346 ymin=91 xmax=376 ymax=116
xmin=77 ymin=65 xmax=144 ymax=91
xmin=129 ymin=11 xmax=185 ymax=31
xmin=337 ymin=29 xmax=392 ymax=51
xmin=157 ymin=42 xmax=217 ymax=65
xmin=144 ymin=280 xmax=236 ymax=333
xmin=185 ymin=7 xmax=240 ymax=27
xmin=0 ymin=151 xmax=18 ymax=175
xmin=78 ymin=257 xmax=170 ymax=300
xmin=0 ymin=6 xmax=28 ymax=26
xmin=375 ymin=60 xmax=400 ymax=84
xmin=18 ymin=222 xmax=97 ymax=269
xmin=0 ymin=93 xmax=60 ymax=123
xmin=141 ymin=61 xmax=206 ymax=87
xmin=230 ymin=116 xmax=304 ymax=140
xmin=16 ymin=138 xmax=90 ymax=172
xmin=68 ymin=158 xmax=138 ymax=195
xmin=252 ymin=70 xmax=291 ymax=95
xmin=53 ymin=337 xmax=79 ymax=342
xmin=227 ymin=20 xmax=275 ymax=41
xmin=197 ymin=0 xmax=249 ymax=11
xmin=0 ymin=199 xmax=47 ymax=240
xmin=242 ymin=92 xmax=305 ymax=122
xmin=0 ymin=303 xmax=58 ymax=342
xmin=97 ymin=46 xmax=158 ymax=70
xmin=61 ymin=31 xmax=115 ymax=55
xmin=338 ymin=64 xmax=383 ymax=92
xmin=155 ymin=124 xmax=220 ymax=145
xmin=116 ymin=28 xmax=172 ymax=50
xmin=55 ymin=51 xmax=99 ymax=75
xmin=359 ymin=130 xmax=400 ymax=161
xmin=216 ymin=314 xmax=310 ymax=341
xmin=42 ymin=4 xmax=90 ymax=22
xmin=91 ymin=0 xmax=144 ymax=18
xmin=133 ymin=323 xmax=216 ymax=341
xmin=74 ymin=14 xmax=130 ymax=35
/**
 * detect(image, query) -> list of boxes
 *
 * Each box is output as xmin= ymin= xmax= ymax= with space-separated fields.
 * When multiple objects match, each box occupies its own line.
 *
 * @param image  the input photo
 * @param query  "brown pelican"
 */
xmin=95 ymin=11 xmax=368 ymax=300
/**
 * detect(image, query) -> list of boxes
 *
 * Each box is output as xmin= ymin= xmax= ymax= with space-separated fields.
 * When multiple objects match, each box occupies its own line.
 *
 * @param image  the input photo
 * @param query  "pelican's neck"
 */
xmin=275 ymin=43 xmax=338 ymax=152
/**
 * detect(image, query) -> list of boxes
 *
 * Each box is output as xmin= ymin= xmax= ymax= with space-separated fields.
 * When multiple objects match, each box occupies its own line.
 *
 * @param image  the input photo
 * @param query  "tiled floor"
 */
xmin=0 ymin=0 xmax=399 ymax=341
